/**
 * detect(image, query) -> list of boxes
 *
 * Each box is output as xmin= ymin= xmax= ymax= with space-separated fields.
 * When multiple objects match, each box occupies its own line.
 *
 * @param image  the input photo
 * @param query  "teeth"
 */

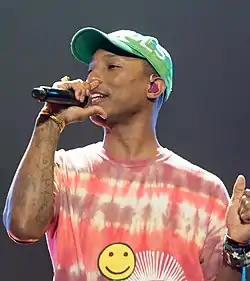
xmin=92 ymin=93 xmax=104 ymax=99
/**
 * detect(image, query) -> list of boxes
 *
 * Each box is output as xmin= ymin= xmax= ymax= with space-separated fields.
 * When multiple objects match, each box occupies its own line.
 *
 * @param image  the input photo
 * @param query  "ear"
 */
xmin=147 ymin=75 xmax=166 ymax=100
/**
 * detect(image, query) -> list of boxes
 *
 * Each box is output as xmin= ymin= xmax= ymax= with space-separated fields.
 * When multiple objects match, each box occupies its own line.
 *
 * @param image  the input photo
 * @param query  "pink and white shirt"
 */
xmin=45 ymin=142 xmax=229 ymax=281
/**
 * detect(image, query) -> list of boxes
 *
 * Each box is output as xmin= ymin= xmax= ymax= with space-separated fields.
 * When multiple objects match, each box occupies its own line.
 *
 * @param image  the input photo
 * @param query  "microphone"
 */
xmin=31 ymin=86 xmax=91 ymax=107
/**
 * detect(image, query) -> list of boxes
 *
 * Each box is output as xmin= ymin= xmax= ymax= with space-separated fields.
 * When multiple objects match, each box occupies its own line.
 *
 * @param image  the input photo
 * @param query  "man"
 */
xmin=3 ymin=27 xmax=250 ymax=281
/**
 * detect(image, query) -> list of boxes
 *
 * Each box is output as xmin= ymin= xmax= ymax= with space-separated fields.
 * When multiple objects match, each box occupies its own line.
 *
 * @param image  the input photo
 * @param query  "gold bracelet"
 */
xmin=49 ymin=115 xmax=66 ymax=132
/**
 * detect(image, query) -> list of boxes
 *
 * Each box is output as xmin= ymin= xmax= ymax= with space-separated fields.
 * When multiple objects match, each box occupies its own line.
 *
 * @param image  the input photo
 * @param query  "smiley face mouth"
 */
xmin=105 ymin=266 xmax=130 ymax=275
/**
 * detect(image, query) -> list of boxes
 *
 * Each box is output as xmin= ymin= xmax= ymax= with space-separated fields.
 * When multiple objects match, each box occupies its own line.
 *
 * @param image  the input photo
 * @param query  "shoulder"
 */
xmin=54 ymin=142 xmax=103 ymax=169
xmin=164 ymin=149 xmax=230 ymax=204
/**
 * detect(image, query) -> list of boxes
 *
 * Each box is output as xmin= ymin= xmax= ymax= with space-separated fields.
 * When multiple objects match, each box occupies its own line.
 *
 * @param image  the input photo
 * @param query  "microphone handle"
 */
xmin=31 ymin=86 xmax=90 ymax=107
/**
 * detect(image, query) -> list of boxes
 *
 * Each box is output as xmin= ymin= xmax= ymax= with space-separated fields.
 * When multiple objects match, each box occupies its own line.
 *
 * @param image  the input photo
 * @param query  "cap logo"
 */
xmin=109 ymin=31 xmax=169 ymax=61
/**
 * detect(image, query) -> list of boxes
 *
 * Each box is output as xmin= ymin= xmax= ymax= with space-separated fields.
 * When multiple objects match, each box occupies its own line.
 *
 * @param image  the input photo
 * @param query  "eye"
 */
xmin=109 ymin=252 xmax=114 ymax=257
xmin=108 ymin=64 xmax=120 ymax=70
xmin=124 ymin=252 xmax=128 ymax=257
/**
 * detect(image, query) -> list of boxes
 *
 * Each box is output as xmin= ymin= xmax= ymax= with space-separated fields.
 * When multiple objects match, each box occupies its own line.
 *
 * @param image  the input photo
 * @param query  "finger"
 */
xmin=79 ymin=83 xmax=90 ymax=103
xmin=231 ymin=175 xmax=246 ymax=204
xmin=83 ymin=105 xmax=107 ymax=119
xmin=53 ymin=80 xmax=85 ymax=101
xmin=89 ymin=80 xmax=100 ymax=90
xmin=79 ymin=80 xmax=100 ymax=103
xmin=61 ymin=75 xmax=71 ymax=82
xmin=52 ymin=81 xmax=71 ymax=89
xmin=52 ymin=79 xmax=100 ymax=103
xmin=241 ymin=194 xmax=250 ymax=203
xmin=73 ymin=80 xmax=90 ymax=101
xmin=74 ymin=79 xmax=98 ymax=102
xmin=79 ymin=80 xmax=100 ymax=102
xmin=240 ymin=195 xmax=250 ymax=210
xmin=53 ymin=79 xmax=83 ymax=89
xmin=239 ymin=196 xmax=248 ymax=214
xmin=240 ymin=195 xmax=248 ymax=206
xmin=240 ymin=212 xmax=250 ymax=224
xmin=244 ymin=189 xmax=250 ymax=197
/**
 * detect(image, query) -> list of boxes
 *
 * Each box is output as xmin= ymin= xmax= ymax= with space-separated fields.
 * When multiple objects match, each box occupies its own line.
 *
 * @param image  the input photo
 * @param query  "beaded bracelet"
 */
xmin=224 ymin=235 xmax=250 ymax=268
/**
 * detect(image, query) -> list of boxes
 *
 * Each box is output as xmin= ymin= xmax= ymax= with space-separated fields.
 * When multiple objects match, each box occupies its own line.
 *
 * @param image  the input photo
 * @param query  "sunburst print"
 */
xmin=126 ymin=251 xmax=187 ymax=281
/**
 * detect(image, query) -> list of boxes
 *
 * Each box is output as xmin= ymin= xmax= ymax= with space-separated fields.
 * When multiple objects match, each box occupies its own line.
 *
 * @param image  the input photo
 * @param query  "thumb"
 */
xmin=230 ymin=175 xmax=246 ymax=204
xmin=83 ymin=105 xmax=107 ymax=119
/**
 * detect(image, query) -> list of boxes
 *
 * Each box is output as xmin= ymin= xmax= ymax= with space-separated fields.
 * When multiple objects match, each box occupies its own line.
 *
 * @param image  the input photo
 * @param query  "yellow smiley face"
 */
xmin=98 ymin=243 xmax=136 ymax=280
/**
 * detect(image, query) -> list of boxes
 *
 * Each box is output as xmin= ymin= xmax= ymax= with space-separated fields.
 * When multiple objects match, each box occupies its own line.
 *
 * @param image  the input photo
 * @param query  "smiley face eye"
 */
xmin=124 ymin=252 xmax=128 ymax=257
xmin=109 ymin=252 xmax=114 ymax=257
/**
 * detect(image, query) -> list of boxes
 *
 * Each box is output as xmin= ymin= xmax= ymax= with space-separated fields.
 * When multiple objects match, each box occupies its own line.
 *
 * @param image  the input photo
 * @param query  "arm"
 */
xmin=200 ymin=178 xmax=242 ymax=281
xmin=3 ymin=114 xmax=61 ymax=241
xmin=200 ymin=223 xmax=242 ymax=281
xmin=3 ymin=78 xmax=106 ymax=242
xmin=215 ymin=264 xmax=241 ymax=281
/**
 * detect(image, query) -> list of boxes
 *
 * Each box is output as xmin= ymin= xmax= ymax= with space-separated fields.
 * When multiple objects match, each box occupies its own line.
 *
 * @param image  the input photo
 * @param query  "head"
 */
xmin=86 ymin=46 xmax=166 ymax=125
xmin=70 ymin=28 xmax=173 ymax=126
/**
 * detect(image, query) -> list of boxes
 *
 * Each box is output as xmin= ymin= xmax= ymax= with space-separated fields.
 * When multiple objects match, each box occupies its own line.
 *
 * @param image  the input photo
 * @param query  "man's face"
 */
xmin=87 ymin=49 xmax=150 ymax=124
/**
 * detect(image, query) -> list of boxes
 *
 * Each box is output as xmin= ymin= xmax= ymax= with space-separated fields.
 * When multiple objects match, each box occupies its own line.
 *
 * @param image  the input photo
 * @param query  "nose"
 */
xmin=87 ymin=68 xmax=103 ymax=84
xmin=87 ymin=76 xmax=103 ymax=85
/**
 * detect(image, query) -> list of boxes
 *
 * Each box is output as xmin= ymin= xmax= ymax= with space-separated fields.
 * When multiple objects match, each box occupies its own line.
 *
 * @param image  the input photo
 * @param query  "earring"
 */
xmin=149 ymin=82 xmax=159 ymax=93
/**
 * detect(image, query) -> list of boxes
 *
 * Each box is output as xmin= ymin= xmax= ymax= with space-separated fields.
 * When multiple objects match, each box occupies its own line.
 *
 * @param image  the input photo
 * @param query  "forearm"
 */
xmin=215 ymin=263 xmax=242 ymax=281
xmin=3 ymin=115 xmax=61 ymax=240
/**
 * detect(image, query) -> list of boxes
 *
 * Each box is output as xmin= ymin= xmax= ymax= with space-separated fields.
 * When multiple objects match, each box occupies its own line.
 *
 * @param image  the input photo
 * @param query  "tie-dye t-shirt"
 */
xmin=46 ymin=142 xmax=229 ymax=281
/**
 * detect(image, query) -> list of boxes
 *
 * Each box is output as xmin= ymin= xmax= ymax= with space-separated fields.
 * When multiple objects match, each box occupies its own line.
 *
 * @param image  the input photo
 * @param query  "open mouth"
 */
xmin=91 ymin=92 xmax=107 ymax=104
xmin=105 ymin=266 xmax=130 ymax=275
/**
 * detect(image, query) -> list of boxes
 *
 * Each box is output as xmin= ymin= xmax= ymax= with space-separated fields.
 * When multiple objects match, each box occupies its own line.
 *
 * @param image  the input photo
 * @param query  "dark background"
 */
xmin=0 ymin=0 xmax=249 ymax=280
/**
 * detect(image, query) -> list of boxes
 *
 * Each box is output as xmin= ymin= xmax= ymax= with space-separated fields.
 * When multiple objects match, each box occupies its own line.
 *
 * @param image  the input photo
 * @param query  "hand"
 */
xmin=226 ymin=175 xmax=250 ymax=243
xmin=40 ymin=77 xmax=107 ymax=124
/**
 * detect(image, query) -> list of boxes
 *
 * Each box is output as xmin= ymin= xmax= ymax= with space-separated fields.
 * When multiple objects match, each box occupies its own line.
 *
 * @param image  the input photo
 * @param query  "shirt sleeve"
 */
xmin=200 ymin=178 xmax=230 ymax=281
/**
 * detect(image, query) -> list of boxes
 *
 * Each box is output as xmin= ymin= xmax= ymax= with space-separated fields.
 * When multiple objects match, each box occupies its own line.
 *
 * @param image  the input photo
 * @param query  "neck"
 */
xmin=103 ymin=114 xmax=160 ymax=161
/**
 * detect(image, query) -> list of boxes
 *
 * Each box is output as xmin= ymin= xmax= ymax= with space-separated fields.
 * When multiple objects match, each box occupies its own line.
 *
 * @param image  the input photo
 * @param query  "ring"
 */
xmin=61 ymin=75 xmax=71 ymax=82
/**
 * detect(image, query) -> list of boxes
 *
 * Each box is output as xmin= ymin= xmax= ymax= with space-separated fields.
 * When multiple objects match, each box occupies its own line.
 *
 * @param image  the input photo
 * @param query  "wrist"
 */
xmin=223 ymin=235 xmax=250 ymax=269
xmin=36 ymin=113 xmax=64 ymax=133
xmin=49 ymin=114 xmax=66 ymax=132
xmin=40 ymin=109 xmax=68 ymax=132
xmin=226 ymin=235 xmax=249 ymax=247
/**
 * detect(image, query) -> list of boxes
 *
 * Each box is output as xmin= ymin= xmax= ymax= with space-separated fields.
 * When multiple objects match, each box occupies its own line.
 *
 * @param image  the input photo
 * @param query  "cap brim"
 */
xmin=71 ymin=27 xmax=144 ymax=65
xmin=71 ymin=27 xmax=108 ymax=64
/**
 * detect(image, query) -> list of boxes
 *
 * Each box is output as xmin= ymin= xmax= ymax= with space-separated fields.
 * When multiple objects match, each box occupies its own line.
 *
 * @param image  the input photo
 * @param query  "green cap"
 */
xmin=70 ymin=27 xmax=173 ymax=101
